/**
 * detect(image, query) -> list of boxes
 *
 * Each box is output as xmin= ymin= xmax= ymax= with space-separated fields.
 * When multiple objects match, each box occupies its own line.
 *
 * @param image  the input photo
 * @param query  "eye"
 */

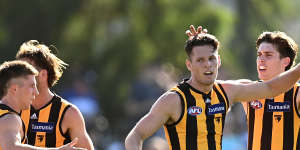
xmin=197 ymin=58 xmax=204 ymax=63
xmin=209 ymin=57 xmax=216 ymax=61
xmin=257 ymin=53 xmax=261 ymax=57
xmin=266 ymin=54 xmax=272 ymax=57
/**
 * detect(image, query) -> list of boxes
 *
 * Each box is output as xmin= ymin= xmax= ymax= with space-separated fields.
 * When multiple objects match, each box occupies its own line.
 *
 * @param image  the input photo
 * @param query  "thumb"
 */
xmin=67 ymin=137 xmax=78 ymax=147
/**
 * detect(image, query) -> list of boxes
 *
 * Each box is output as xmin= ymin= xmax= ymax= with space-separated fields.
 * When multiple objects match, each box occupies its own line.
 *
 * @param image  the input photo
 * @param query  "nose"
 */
xmin=204 ymin=60 xmax=213 ymax=68
xmin=257 ymin=55 xmax=265 ymax=62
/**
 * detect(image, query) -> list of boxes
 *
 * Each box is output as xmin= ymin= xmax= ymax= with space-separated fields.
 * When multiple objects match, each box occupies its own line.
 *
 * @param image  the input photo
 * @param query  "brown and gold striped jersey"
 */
xmin=246 ymin=84 xmax=300 ymax=150
xmin=163 ymin=80 xmax=229 ymax=150
xmin=20 ymin=95 xmax=72 ymax=147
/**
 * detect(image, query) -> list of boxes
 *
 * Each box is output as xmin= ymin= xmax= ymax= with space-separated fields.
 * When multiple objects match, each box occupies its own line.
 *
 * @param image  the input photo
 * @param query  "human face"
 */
xmin=16 ymin=75 xmax=39 ymax=110
xmin=186 ymin=45 xmax=220 ymax=86
xmin=257 ymin=42 xmax=289 ymax=81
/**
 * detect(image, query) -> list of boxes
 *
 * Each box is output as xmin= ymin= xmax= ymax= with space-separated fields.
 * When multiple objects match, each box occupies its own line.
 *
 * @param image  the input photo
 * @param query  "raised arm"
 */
xmin=62 ymin=105 xmax=94 ymax=150
xmin=0 ymin=114 xmax=86 ymax=150
xmin=223 ymin=63 xmax=300 ymax=104
xmin=125 ymin=92 xmax=181 ymax=150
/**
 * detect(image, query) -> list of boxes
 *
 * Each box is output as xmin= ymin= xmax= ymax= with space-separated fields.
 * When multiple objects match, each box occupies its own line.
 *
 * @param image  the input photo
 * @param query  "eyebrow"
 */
xmin=258 ymin=51 xmax=274 ymax=54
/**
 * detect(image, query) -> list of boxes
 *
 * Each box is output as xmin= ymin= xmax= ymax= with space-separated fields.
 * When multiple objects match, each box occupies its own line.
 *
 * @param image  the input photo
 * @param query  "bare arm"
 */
xmin=0 ymin=114 xmax=86 ymax=150
xmin=125 ymin=92 xmax=181 ymax=150
xmin=296 ymin=87 xmax=300 ymax=112
xmin=62 ymin=105 xmax=94 ymax=150
xmin=222 ymin=64 xmax=300 ymax=103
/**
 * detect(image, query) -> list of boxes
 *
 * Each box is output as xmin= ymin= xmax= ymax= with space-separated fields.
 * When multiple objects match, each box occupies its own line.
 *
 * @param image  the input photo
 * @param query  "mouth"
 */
xmin=204 ymin=71 xmax=213 ymax=76
xmin=258 ymin=66 xmax=267 ymax=72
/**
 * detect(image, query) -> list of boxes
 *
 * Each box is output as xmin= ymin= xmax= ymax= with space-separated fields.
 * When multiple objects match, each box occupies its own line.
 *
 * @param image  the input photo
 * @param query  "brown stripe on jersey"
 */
xmin=46 ymin=97 xmax=62 ymax=147
xmin=283 ymin=88 xmax=294 ymax=150
xmin=213 ymin=85 xmax=227 ymax=148
xmin=166 ymin=126 xmax=180 ymax=150
xmin=178 ymin=83 xmax=197 ymax=150
xmin=260 ymin=98 xmax=274 ymax=150
xmin=294 ymin=87 xmax=300 ymax=118
xmin=217 ymin=83 xmax=229 ymax=106
xmin=27 ymin=109 xmax=39 ymax=145
xmin=204 ymin=93 xmax=216 ymax=150
xmin=248 ymin=102 xmax=255 ymax=150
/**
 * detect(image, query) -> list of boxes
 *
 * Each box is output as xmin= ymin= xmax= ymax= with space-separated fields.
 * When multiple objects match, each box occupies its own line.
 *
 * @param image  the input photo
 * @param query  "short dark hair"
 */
xmin=16 ymin=40 xmax=68 ymax=87
xmin=185 ymin=33 xmax=220 ymax=58
xmin=0 ymin=60 xmax=38 ymax=99
xmin=256 ymin=31 xmax=298 ymax=70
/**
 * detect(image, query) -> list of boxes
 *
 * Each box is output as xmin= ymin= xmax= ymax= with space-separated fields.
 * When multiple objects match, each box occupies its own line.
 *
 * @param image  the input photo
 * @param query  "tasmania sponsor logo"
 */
xmin=31 ymin=122 xmax=55 ymax=133
xmin=250 ymin=100 xmax=263 ymax=109
xmin=207 ymin=103 xmax=226 ymax=115
xmin=266 ymin=102 xmax=290 ymax=112
xmin=188 ymin=106 xmax=202 ymax=116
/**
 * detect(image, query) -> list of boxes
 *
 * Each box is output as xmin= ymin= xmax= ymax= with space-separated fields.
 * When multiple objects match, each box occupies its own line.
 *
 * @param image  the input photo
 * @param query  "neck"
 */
xmin=187 ymin=78 xmax=213 ymax=94
xmin=32 ymin=88 xmax=54 ymax=109
xmin=1 ymin=97 xmax=21 ymax=113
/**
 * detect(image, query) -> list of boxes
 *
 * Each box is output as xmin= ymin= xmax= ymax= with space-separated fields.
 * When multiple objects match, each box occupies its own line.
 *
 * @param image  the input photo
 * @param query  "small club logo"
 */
xmin=188 ymin=106 xmax=202 ymax=116
xmin=250 ymin=100 xmax=263 ymax=109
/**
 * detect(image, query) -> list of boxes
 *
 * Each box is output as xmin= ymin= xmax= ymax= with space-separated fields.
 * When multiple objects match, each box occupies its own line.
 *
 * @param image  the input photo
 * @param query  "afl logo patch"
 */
xmin=188 ymin=106 xmax=202 ymax=116
xmin=250 ymin=100 xmax=262 ymax=109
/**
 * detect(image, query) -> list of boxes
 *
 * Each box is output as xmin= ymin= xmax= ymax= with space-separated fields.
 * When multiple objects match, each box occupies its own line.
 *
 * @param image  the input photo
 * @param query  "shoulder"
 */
xmin=0 ymin=113 xmax=22 ymax=130
xmin=155 ymin=91 xmax=181 ymax=106
xmin=150 ymin=91 xmax=182 ymax=115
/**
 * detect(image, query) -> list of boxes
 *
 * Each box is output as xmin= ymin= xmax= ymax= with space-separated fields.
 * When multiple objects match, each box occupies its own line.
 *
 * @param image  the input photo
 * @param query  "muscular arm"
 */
xmin=0 ymin=114 xmax=86 ymax=150
xmin=61 ymin=106 xmax=94 ymax=150
xmin=125 ymin=92 xmax=181 ymax=150
xmin=222 ymin=63 xmax=300 ymax=104
xmin=296 ymin=88 xmax=300 ymax=112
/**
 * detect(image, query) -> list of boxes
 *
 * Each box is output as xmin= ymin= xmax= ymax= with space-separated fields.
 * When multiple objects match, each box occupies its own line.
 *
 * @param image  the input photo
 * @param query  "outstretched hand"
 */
xmin=59 ymin=138 xmax=87 ymax=150
xmin=185 ymin=25 xmax=208 ymax=39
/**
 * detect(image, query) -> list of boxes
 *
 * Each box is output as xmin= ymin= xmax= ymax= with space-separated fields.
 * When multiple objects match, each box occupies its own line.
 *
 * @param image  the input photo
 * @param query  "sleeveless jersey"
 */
xmin=20 ymin=95 xmax=72 ymax=147
xmin=246 ymin=84 xmax=300 ymax=150
xmin=0 ymin=103 xmax=26 ymax=149
xmin=163 ymin=80 xmax=229 ymax=150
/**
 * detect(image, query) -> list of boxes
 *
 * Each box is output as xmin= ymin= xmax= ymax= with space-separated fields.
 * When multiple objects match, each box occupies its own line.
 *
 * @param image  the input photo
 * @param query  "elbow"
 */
xmin=125 ymin=130 xmax=143 ymax=149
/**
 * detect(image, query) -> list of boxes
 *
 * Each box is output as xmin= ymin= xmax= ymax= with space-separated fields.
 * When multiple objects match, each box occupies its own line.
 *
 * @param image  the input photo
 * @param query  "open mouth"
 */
xmin=258 ymin=66 xmax=267 ymax=71
xmin=204 ymin=71 xmax=213 ymax=75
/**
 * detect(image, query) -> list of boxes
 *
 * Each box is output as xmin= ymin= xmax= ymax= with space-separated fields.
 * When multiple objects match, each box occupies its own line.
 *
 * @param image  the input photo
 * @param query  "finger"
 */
xmin=190 ymin=25 xmax=197 ymax=35
xmin=203 ymin=28 xmax=208 ymax=34
xmin=185 ymin=30 xmax=193 ymax=37
xmin=197 ymin=26 xmax=203 ymax=34
xmin=68 ymin=137 xmax=78 ymax=147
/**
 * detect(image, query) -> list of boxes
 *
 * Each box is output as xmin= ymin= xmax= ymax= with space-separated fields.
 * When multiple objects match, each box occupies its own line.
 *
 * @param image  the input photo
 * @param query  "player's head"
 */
xmin=256 ymin=31 xmax=298 ymax=80
xmin=16 ymin=40 xmax=68 ymax=88
xmin=184 ymin=34 xmax=221 ymax=85
xmin=0 ymin=60 xmax=38 ymax=109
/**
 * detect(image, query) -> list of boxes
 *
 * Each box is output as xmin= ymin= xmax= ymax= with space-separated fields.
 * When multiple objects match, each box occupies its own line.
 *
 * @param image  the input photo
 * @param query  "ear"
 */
xmin=217 ymin=55 xmax=221 ymax=68
xmin=39 ymin=69 xmax=48 ymax=82
xmin=7 ymin=83 xmax=18 ymax=95
xmin=282 ymin=57 xmax=290 ymax=68
xmin=186 ymin=58 xmax=192 ymax=71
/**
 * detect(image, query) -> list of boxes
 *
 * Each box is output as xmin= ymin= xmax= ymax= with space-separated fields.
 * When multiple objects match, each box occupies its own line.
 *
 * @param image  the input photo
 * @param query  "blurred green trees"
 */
xmin=1 ymin=0 xmax=299 ymax=148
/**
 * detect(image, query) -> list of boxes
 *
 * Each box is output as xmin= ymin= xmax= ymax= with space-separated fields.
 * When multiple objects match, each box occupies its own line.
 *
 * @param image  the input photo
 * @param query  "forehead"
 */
xmin=257 ymin=42 xmax=278 ymax=53
xmin=191 ymin=45 xmax=217 ymax=58
xmin=10 ymin=75 xmax=36 ymax=85
xmin=22 ymin=75 xmax=36 ymax=84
